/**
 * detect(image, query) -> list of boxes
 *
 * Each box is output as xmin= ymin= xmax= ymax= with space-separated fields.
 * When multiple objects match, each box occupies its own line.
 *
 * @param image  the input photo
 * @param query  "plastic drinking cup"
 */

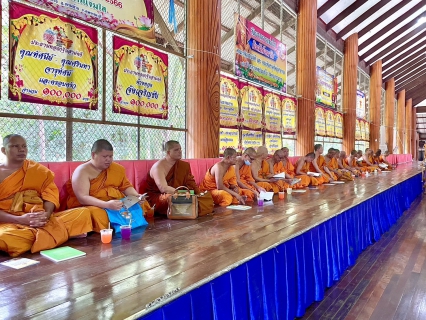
xmin=278 ymin=191 xmax=285 ymax=199
xmin=100 ymin=229 xmax=113 ymax=244
xmin=257 ymin=198 xmax=264 ymax=206
xmin=287 ymin=188 xmax=293 ymax=194
xmin=120 ymin=225 xmax=132 ymax=240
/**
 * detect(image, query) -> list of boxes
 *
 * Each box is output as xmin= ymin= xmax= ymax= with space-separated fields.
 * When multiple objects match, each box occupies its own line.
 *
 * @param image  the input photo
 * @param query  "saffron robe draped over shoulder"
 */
xmin=298 ymin=160 xmax=319 ymax=186
xmin=257 ymin=160 xmax=287 ymax=192
xmin=200 ymin=165 xmax=254 ymax=206
xmin=145 ymin=160 xmax=200 ymax=215
xmin=239 ymin=164 xmax=274 ymax=193
xmin=309 ymin=155 xmax=330 ymax=184
xmin=282 ymin=159 xmax=310 ymax=188
xmin=66 ymin=162 xmax=135 ymax=232
xmin=0 ymin=160 xmax=92 ymax=257
xmin=327 ymin=157 xmax=353 ymax=181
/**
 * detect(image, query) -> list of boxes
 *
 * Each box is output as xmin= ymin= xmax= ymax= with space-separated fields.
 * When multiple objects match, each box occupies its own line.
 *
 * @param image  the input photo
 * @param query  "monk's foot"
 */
xmin=71 ymin=233 xmax=87 ymax=239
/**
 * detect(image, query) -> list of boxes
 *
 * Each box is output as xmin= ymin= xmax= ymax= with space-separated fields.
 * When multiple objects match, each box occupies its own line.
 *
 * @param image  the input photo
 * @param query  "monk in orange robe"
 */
xmin=346 ymin=150 xmax=369 ymax=173
xmin=374 ymin=149 xmax=393 ymax=170
xmin=309 ymin=144 xmax=333 ymax=184
xmin=67 ymin=139 xmax=148 ymax=232
xmin=235 ymin=147 xmax=272 ymax=196
xmin=379 ymin=150 xmax=395 ymax=170
xmin=281 ymin=147 xmax=311 ymax=187
xmin=326 ymin=148 xmax=353 ymax=181
xmin=0 ymin=134 xmax=92 ymax=257
xmin=251 ymin=146 xmax=284 ymax=193
xmin=200 ymin=148 xmax=254 ymax=206
xmin=145 ymin=140 xmax=203 ymax=215
xmin=295 ymin=153 xmax=320 ymax=186
xmin=361 ymin=148 xmax=379 ymax=172
xmin=339 ymin=150 xmax=360 ymax=177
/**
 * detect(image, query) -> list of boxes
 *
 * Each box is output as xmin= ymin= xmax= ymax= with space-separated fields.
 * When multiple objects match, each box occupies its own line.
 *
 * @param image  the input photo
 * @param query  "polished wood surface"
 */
xmin=343 ymin=34 xmax=358 ymax=152
xmin=296 ymin=0 xmax=317 ymax=155
xmin=186 ymin=0 xmax=221 ymax=158
xmin=369 ymin=60 xmax=382 ymax=151
xmin=0 ymin=164 xmax=421 ymax=319
xmin=301 ymin=190 xmax=426 ymax=320
xmin=397 ymin=90 xmax=406 ymax=154
xmin=385 ymin=79 xmax=395 ymax=153
xmin=405 ymin=99 xmax=412 ymax=155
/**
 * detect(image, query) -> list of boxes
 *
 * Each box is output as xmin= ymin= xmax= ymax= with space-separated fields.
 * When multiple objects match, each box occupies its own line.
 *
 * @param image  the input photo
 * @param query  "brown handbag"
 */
xmin=167 ymin=186 xmax=198 ymax=220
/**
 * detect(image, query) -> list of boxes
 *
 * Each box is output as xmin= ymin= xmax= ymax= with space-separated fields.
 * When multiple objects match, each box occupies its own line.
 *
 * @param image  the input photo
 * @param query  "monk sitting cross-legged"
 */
xmin=199 ymin=148 xmax=254 ymax=206
xmin=374 ymin=149 xmax=392 ymax=171
xmin=0 ymin=134 xmax=92 ymax=257
xmin=66 ymin=139 xmax=148 ymax=232
xmin=361 ymin=148 xmax=379 ymax=172
xmin=266 ymin=149 xmax=305 ymax=190
xmin=309 ymin=144 xmax=334 ymax=184
xmin=325 ymin=148 xmax=353 ymax=181
xmin=346 ymin=150 xmax=368 ymax=173
xmin=295 ymin=152 xmax=320 ymax=186
xmin=251 ymin=146 xmax=285 ymax=193
xmin=380 ymin=150 xmax=395 ymax=170
xmin=339 ymin=150 xmax=360 ymax=177
xmin=281 ymin=147 xmax=311 ymax=188
xmin=145 ymin=140 xmax=202 ymax=215
xmin=235 ymin=148 xmax=269 ymax=196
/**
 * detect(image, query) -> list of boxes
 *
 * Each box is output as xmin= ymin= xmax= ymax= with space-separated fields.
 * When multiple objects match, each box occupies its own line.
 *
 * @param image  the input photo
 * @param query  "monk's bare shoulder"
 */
xmin=73 ymin=162 xmax=99 ymax=180
xmin=150 ymin=159 xmax=170 ymax=178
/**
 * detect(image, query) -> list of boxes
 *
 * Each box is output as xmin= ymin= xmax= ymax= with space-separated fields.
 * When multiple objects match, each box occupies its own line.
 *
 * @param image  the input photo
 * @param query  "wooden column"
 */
xmin=385 ymin=79 xmax=395 ymax=153
xmin=369 ymin=60 xmax=382 ymax=151
xmin=396 ymin=90 xmax=405 ymax=154
xmin=412 ymin=108 xmax=417 ymax=159
xmin=405 ymin=99 xmax=412 ymax=155
xmin=186 ymin=0 xmax=221 ymax=158
xmin=296 ymin=0 xmax=317 ymax=155
xmin=342 ymin=34 xmax=358 ymax=152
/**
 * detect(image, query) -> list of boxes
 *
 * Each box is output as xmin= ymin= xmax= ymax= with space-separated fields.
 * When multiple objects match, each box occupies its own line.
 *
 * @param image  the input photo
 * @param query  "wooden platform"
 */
xmin=0 ymin=163 xmax=422 ymax=319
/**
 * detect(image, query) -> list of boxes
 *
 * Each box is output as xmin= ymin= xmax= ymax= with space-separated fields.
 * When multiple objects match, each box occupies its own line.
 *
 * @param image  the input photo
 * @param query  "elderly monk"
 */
xmin=251 ymin=146 xmax=284 ymax=193
xmin=0 ymin=134 xmax=92 ymax=257
xmin=339 ymin=150 xmax=360 ymax=177
xmin=146 ymin=140 xmax=200 ymax=215
xmin=235 ymin=147 xmax=269 ymax=196
xmin=309 ymin=144 xmax=333 ymax=183
xmin=327 ymin=148 xmax=353 ymax=181
xmin=199 ymin=148 xmax=254 ymax=206
xmin=66 ymin=139 xmax=147 ymax=232
xmin=295 ymin=152 xmax=319 ymax=186
xmin=280 ymin=147 xmax=310 ymax=188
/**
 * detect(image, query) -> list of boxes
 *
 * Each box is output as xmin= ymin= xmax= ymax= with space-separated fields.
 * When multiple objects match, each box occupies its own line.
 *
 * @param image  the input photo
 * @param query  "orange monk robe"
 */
xmin=200 ymin=166 xmax=254 ymax=206
xmin=273 ymin=161 xmax=305 ymax=190
xmin=257 ymin=160 xmax=287 ymax=192
xmin=239 ymin=164 xmax=275 ymax=193
xmin=378 ymin=155 xmax=393 ymax=170
xmin=343 ymin=158 xmax=361 ymax=176
xmin=66 ymin=162 xmax=148 ymax=232
xmin=327 ymin=158 xmax=353 ymax=181
xmin=298 ymin=160 xmax=320 ymax=186
xmin=145 ymin=160 xmax=199 ymax=215
xmin=360 ymin=157 xmax=378 ymax=172
xmin=0 ymin=160 xmax=92 ymax=257
xmin=309 ymin=155 xmax=331 ymax=183
xmin=282 ymin=159 xmax=310 ymax=188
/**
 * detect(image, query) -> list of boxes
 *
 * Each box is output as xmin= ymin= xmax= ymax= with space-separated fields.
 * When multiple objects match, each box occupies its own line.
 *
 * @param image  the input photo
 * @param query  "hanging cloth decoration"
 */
xmin=168 ymin=0 xmax=178 ymax=34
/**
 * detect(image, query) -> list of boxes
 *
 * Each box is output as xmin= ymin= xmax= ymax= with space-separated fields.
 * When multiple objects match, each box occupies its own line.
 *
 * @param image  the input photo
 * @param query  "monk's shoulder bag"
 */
xmin=167 ymin=186 xmax=214 ymax=220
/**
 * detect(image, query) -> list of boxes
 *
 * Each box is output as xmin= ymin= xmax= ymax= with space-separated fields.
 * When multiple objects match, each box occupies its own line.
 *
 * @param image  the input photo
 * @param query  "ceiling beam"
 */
xmin=383 ymin=56 xmax=426 ymax=83
xmin=396 ymin=73 xmax=426 ymax=93
xmin=364 ymin=27 xmax=426 ymax=63
xmin=382 ymin=36 xmax=426 ymax=65
xmin=407 ymin=85 xmax=426 ymax=99
xmin=382 ymin=44 xmax=426 ymax=75
xmin=359 ymin=2 xmax=425 ymax=52
xmin=358 ymin=1 xmax=412 ymax=39
xmin=317 ymin=0 xmax=340 ymax=17
xmin=337 ymin=0 xmax=391 ymax=39
xmin=416 ymin=107 xmax=426 ymax=113
xmin=394 ymin=62 xmax=426 ymax=87
xmin=326 ymin=0 xmax=369 ymax=32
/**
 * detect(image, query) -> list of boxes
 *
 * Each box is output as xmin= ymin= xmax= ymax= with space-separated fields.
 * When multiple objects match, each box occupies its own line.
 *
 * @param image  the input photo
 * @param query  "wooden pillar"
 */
xmin=385 ymin=79 xmax=395 ymax=153
xmin=342 ymin=34 xmax=358 ymax=152
xmin=412 ymin=108 xmax=417 ymax=159
xmin=296 ymin=0 xmax=317 ymax=155
xmin=369 ymin=60 xmax=382 ymax=151
xmin=396 ymin=90 xmax=405 ymax=154
xmin=405 ymin=99 xmax=412 ymax=155
xmin=186 ymin=0 xmax=221 ymax=158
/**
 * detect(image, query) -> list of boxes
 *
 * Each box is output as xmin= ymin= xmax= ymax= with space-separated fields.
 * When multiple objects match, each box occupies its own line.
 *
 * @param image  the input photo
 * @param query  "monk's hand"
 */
xmin=269 ymin=178 xmax=278 ymax=182
xmin=236 ymin=194 xmax=246 ymax=205
xmin=106 ymin=200 xmax=123 ymax=211
xmin=20 ymin=212 xmax=48 ymax=227
xmin=257 ymin=187 xmax=266 ymax=193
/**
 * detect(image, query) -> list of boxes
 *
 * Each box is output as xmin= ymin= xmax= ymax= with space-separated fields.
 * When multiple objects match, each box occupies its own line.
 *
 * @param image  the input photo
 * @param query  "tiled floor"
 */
xmin=300 ymin=194 xmax=426 ymax=320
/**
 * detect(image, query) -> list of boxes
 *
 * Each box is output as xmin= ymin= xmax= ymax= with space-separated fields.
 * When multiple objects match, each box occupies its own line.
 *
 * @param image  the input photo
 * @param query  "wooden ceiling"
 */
xmin=318 ymin=0 xmax=426 ymax=107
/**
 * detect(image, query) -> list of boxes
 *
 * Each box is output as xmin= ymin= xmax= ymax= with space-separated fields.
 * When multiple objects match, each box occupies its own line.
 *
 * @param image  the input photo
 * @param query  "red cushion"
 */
xmin=289 ymin=156 xmax=301 ymax=166
xmin=134 ymin=160 xmax=157 ymax=193
xmin=115 ymin=160 xmax=135 ymax=187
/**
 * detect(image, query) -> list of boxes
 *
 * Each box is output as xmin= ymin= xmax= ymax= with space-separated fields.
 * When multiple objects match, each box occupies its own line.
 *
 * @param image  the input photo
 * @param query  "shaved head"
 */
xmin=91 ymin=139 xmax=113 ymax=153
xmin=3 ymin=134 xmax=24 ymax=147
xmin=257 ymin=146 xmax=268 ymax=155
xmin=164 ymin=140 xmax=180 ymax=152
xmin=223 ymin=148 xmax=237 ymax=158
xmin=243 ymin=147 xmax=257 ymax=157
